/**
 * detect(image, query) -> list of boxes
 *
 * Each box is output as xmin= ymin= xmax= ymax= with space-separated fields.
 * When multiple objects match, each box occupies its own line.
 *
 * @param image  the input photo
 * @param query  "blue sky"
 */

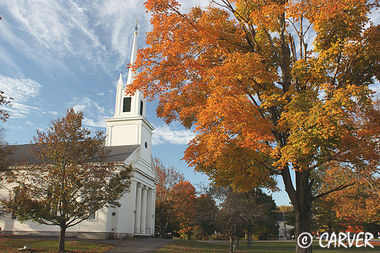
xmin=0 ymin=0 xmax=378 ymax=207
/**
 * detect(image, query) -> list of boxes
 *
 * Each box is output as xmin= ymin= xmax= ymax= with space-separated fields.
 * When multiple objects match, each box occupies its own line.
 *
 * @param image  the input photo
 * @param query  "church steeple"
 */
xmin=113 ymin=21 xmax=146 ymax=118
xmin=106 ymin=23 xmax=153 ymax=149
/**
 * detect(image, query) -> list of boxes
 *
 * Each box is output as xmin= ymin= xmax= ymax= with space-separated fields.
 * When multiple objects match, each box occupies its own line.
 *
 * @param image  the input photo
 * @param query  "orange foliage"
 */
xmin=131 ymin=1 xmax=379 ymax=246
xmin=320 ymin=165 xmax=380 ymax=223
xmin=129 ymin=0 xmax=379 ymax=195
xmin=170 ymin=181 xmax=196 ymax=229
xmin=154 ymin=159 xmax=196 ymax=234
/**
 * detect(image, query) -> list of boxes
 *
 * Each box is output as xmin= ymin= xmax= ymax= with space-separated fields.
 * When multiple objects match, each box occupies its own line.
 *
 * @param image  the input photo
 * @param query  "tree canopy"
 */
xmin=129 ymin=1 xmax=379 ymax=252
xmin=3 ymin=108 xmax=132 ymax=252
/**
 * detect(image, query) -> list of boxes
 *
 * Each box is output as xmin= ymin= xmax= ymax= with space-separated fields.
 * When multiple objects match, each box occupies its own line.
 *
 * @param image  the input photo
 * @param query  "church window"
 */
xmin=140 ymin=101 xmax=144 ymax=116
xmin=123 ymin=97 xmax=131 ymax=112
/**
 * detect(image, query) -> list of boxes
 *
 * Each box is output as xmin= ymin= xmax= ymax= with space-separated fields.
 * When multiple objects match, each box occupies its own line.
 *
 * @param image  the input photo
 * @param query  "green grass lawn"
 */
xmin=156 ymin=240 xmax=380 ymax=253
xmin=0 ymin=237 xmax=113 ymax=253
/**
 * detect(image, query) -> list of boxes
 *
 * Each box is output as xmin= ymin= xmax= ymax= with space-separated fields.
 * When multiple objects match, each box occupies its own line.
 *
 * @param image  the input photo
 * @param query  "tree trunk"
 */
xmin=295 ymin=205 xmax=312 ymax=253
xmin=247 ymin=231 xmax=252 ymax=247
xmin=294 ymin=171 xmax=313 ymax=253
xmin=282 ymin=168 xmax=313 ymax=253
xmin=247 ymin=221 xmax=252 ymax=247
xmin=229 ymin=234 xmax=234 ymax=253
xmin=58 ymin=225 xmax=66 ymax=252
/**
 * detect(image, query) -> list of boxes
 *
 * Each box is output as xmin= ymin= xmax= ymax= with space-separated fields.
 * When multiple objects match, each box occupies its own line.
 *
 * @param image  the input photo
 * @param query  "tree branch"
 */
xmin=313 ymin=182 xmax=355 ymax=201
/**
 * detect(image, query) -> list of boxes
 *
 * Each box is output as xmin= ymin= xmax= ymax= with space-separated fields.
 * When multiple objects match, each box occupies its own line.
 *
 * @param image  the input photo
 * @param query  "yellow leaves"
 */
xmin=291 ymin=58 xmax=329 ymax=89
xmin=250 ymin=2 xmax=284 ymax=32
xmin=274 ymin=83 xmax=378 ymax=171
xmin=308 ymin=0 xmax=370 ymax=50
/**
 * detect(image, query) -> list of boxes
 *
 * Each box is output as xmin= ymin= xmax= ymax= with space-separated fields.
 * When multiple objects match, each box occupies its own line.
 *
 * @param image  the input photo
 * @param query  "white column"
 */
xmin=130 ymin=181 xmax=138 ymax=234
xmin=141 ymin=187 xmax=148 ymax=234
xmin=146 ymin=189 xmax=152 ymax=234
xmin=135 ymin=183 xmax=142 ymax=234
xmin=151 ymin=189 xmax=156 ymax=235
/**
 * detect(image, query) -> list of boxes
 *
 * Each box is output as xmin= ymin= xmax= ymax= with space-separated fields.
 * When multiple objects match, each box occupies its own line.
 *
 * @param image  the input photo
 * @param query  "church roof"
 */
xmin=104 ymin=145 xmax=139 ymax=162
xmin=7 ymin=144 xmax=139 ymax=166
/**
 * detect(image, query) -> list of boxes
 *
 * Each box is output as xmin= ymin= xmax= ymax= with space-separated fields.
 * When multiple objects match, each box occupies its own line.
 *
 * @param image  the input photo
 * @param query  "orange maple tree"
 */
xmin=171 ymin=181 xmax=197 ymax=238
xmin=154 ymin=159 xmax=197 ymax=237
xmin=320 ymin=165 xmax=379 ymax=224
xmin=128 ymin=1 xmax=380 ymax=252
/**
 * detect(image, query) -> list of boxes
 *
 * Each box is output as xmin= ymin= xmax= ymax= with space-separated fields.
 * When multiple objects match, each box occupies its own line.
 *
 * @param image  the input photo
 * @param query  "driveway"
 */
xmin=105 ymin=237 xmax=173 ymax=253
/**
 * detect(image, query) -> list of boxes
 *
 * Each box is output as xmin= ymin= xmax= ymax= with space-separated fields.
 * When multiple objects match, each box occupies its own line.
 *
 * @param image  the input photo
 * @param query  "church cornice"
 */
xmin=105 ymin=116 xmax=154 ymax=131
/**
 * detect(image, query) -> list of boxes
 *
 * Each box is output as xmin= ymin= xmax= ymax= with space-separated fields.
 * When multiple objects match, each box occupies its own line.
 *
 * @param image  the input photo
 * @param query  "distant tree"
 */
xmin=217 ymin=205 xmax=245 ymax=253
xmin=155 ymin=179 xmax=197 ymax=239
xmin=171 ymin=181 xmax=197 ymax=239
xmin=0 ymin=128 xmax=12 ymax=216
xmin=0 ymin=91 xmax=11 ymax=122
xmin=2 ymin=108 xmax=132 ymax=252
xmin=154 ymin=158 xmax=184 ymax=237
xmin=250 ymin=191 xmax=279 ymax=240
xmin=154 ymin=158 xmax=198 ymax=239
xmin=155 ymin=157 xmax=184 ymax=198
xmin=155 ymin=199 xmax=179 ymax=237
xmin=193 ymin=193 xmax=218 ymax=240
xmin=0 ymin=129 xmax=10 ymax=173
xmin=0 ymin=91 xmax=12 ymax=182
xmin=213 ymin=187 xmax=278 ymax=251
xmin=312 ymin=198 xmax=344 ymax=234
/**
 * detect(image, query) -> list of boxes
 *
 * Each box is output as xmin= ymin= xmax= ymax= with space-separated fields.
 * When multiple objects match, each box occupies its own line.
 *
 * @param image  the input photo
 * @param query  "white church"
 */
xmin=0 ymin=25 xmax=158 ymax=239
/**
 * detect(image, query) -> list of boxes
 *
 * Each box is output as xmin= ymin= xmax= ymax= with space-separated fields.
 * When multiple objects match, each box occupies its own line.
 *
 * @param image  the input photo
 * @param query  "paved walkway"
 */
xmin=105 ymin=238 xmax=173 ymax=253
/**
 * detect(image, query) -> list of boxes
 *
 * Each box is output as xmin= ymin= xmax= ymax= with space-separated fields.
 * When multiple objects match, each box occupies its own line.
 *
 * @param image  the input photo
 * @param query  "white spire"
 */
xmin=127 ymin=20 xmax=139 ymax=85
xmin=114 ymin=73 xmax=124 ymax=116
xmin=117 ymin=73 xmax=123 ymax=87
xmin=112 ymin=22 xmax=145 ymax=118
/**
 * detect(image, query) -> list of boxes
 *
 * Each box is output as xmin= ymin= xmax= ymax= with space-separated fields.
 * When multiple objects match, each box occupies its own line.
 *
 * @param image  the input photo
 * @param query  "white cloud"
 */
xmin=0 ymin=0 xmax=109 ymax=76
xmin=48 ymin=111 xmax=58 ymax=116
xmin=83 ymin=117 xmax=107 ymax=128
xmin=152 ymin=125 xmax=195 ymax=145
xmin=0 ymin=75 xmax=42 ymax=118
xmin=70 ymin=96 xmax=107 ymax=128
xmin=95 ymin=0 xmax=148 ymax=68
xmin=0 ymin=0 xmax=214 ymax=80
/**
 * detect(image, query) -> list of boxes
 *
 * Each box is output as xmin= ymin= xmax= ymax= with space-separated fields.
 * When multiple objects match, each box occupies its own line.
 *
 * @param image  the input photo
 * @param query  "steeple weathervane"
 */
xmin=134 ymin=19 xmax=139 ymax=33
